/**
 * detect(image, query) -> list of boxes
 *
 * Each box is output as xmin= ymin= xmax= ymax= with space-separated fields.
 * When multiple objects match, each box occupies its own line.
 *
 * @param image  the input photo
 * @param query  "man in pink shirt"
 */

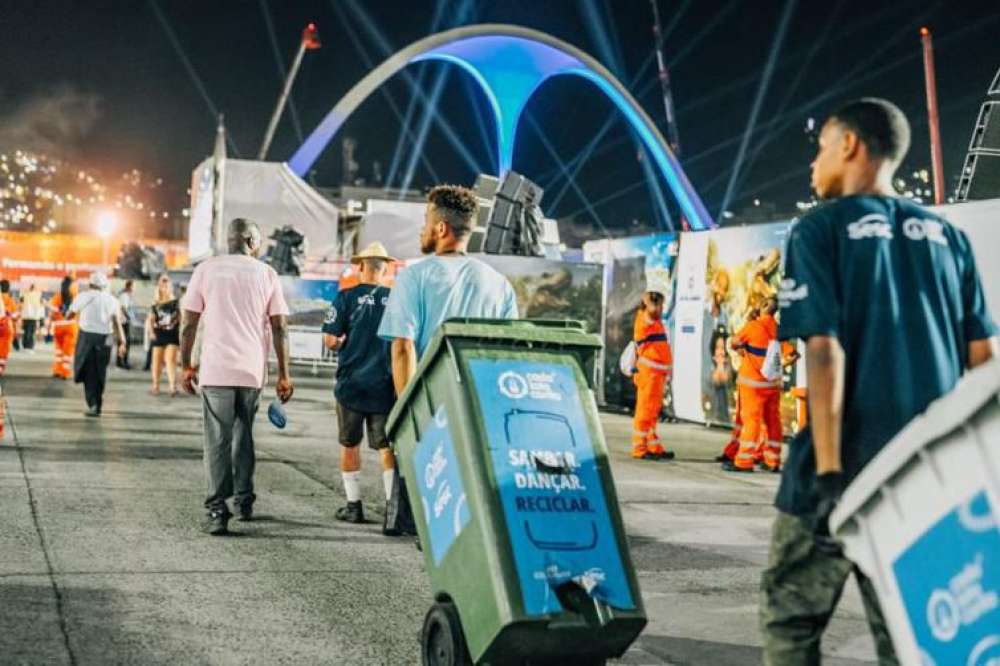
xmin=180 ymin=218 xmax=294 ymax=535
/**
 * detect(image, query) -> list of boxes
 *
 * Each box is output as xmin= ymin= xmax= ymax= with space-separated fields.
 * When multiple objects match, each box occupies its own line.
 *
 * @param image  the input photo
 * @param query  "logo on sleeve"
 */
xmin=847 ymin=213 xmax=893 ymax=240
xmin=778 ymin=278 xmax=809 ymax=308
xmin=324 ymin=307 xmax=337 ymax=324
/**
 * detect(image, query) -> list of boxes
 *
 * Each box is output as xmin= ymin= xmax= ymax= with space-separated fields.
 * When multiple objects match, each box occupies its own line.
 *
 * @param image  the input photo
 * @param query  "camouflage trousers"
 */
xmin=759 ymin=512 xmax=899 ymax=665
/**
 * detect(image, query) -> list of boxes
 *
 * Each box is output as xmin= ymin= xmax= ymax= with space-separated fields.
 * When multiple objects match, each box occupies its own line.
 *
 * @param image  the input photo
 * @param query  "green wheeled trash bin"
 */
xmin=387 ymin=319 xmax=647 ymax=666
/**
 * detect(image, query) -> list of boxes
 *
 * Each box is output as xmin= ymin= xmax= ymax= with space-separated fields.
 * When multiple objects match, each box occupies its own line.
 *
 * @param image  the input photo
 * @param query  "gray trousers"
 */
xmin=201 ymin=387 xmax=261 ymax=513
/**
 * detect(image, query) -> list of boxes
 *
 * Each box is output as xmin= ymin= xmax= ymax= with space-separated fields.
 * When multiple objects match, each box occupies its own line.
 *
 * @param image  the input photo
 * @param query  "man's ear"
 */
xmin=841 ymin=129 xmax=862 ymax=161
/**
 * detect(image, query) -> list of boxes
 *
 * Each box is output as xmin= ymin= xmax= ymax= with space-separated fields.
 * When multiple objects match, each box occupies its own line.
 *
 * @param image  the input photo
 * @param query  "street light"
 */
xmin=97 ymin=210 xmax=117 ymax=238
xmin=97 ymin=211 xmax=118 ymax=270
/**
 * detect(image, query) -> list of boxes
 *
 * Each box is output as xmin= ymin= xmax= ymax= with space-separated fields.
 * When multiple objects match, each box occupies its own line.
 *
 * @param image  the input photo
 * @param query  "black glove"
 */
xmin=812 ymin=472 xmax=845 ymax=555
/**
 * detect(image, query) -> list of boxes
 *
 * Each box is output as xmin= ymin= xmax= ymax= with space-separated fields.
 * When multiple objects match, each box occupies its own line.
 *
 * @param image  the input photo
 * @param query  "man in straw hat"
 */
xmin=323 ymin=241 xmax=397 ymax=526
xmin=69 ymin=272 xmax=127 ymax=417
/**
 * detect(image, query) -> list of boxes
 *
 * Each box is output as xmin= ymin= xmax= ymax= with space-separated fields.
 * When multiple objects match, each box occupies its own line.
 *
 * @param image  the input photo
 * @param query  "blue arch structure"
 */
xmin=289 ymin=24 xmax=715 ymax=230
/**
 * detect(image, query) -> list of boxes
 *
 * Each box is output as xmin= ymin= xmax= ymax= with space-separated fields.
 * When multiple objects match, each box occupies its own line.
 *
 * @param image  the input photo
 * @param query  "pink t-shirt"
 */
xmin=181 ymin=254 xmax=289 ymax=388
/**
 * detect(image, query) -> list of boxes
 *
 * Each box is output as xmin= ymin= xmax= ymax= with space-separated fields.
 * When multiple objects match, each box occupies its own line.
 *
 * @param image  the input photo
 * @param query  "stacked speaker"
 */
xmin=469 ymin=172 xmax=546 ymax=257
xmin=956 ymin=66 xmax=1000 ymax=201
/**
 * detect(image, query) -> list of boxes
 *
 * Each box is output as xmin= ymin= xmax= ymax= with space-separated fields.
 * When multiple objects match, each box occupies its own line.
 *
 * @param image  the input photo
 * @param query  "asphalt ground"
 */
xmin=0 ymin=346 xmax=881 ymax=665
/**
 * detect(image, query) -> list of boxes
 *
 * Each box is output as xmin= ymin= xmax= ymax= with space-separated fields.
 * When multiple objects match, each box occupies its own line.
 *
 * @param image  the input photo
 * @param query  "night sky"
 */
xmin=2 ymin=0 xmax=997 ymax=235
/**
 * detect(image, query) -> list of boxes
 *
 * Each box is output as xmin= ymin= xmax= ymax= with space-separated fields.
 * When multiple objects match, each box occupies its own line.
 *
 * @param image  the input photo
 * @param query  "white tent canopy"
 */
xmin=188 ymin=159 xmax=340 ymax=263
xmin=358 ymin=199 xmax=427 ymax=261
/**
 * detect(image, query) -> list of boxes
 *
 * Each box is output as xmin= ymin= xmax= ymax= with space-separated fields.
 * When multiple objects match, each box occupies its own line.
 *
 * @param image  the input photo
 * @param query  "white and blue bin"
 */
xmin=831 ymin=359 xmax=1000 ymax=666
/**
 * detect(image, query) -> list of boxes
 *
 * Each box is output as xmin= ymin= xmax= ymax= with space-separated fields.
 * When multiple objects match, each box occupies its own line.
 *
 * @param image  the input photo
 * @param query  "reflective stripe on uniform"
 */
xmin=637 ymin=357 xmax=673 ymax=372
xmin=737 ymin=375 xmax=780 ymax=389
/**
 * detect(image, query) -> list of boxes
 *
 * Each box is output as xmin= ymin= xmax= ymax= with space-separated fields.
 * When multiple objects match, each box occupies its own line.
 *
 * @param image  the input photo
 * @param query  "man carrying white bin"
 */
xmin=760 ymin=97 xmax=999 ymax=664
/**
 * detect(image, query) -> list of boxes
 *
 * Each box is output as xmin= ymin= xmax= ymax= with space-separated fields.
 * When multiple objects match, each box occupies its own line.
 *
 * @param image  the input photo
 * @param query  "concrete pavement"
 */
xmin=0 ymin=347 xmax=882 ymax=665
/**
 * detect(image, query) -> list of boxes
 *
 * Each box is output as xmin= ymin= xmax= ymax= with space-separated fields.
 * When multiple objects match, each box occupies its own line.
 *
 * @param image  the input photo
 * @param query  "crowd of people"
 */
xmin=0 ymin=98 xmax=997 ymax=663
xmin=0 ymin=271 xmax=189 ymax=408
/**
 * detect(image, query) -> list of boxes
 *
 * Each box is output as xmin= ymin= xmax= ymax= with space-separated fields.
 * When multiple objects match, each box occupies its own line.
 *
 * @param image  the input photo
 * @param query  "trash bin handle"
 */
xmin=422 ymin=376 xmax=435 ymax=416
xmin=408 ymin=396 xmax=421 ymax=441
xmin=444 ymin=338 xmax=462 ymax=385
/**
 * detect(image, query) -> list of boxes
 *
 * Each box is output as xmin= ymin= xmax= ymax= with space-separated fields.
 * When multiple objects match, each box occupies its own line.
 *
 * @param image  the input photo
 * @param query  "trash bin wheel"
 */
xmin=421 ymin=601 xmax=472 ymax=666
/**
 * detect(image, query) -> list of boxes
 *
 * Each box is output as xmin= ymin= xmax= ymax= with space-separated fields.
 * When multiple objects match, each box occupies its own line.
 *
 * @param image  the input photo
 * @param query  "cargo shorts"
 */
xmin=759 ymin=511 xmax=899 ymax=665
xmin=336 ymin=401 xmax=390 ymax=450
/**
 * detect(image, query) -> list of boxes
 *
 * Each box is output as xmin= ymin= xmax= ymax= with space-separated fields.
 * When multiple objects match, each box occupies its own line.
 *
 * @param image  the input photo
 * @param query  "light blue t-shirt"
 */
xmin=378 ymin=255 xmax=519 ymax=357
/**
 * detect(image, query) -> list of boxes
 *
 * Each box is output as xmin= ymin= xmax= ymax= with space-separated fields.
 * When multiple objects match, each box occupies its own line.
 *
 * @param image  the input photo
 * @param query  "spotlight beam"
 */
xmin=398 ymin=0 xmax=477 ymax=194
xmin=341 ymin=0 xmax=485 ymax=176
xmin=464 ymin=76 xmax=497 ymax=168
xmin=399 ymin=68 xmax=452 ymax=195
xmin=385 ymin=0 xmax=451 ymax=188
xmin=546 ymin=0 xmax=739 ymax=211
xmin=148 ymin=0 xmax=242 ymax=156
xmin=580 ymin=0 xmax=671 ymax=229
xmin=736 ymin=0 xmax=941 ymax=191
xmin=523 ymin=112 xmax=612 ymax=237
xmin=328 ymin=0 xmax=441 ymax=184
xmin=541 ymin=0 xmax=904 ymax=192
xmin=718 ymin=0 xmax=798 ymax=219
xmin=258 ymin=0 xmax=305 ymax=144
xmin=689 ymin=0 xmax=960 ymax=181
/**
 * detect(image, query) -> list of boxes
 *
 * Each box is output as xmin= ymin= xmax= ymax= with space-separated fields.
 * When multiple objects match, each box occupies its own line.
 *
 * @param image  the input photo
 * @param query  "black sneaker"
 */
xmin=335 ymin=500 xmax=365 ymax=524
xmin=655 ymin=450 xmax=676 ymax=461
xmin=235 ymin=502 xmax=253 ymax=522
xmin=203 ymin=510 xmax=230 ymax=535
xmin=758 ymin=462 xmax=781 ymax=474
xmin=721 ymin=459 xmax=754 ymax=473
xmin=84 ymin=405 xmax=100 ymax=418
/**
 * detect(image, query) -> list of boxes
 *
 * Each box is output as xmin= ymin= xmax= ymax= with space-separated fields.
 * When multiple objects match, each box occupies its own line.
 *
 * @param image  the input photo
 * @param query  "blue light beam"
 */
xmin=341 ymin=0 xmax=485 ymax=176
xmin=718 ymin=0 xmax=797 ymax=218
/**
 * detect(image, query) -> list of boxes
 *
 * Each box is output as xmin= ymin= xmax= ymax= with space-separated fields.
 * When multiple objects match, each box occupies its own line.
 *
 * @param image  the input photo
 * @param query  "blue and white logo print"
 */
xmin=413 ymin=406 xmax=470 ymax=565
xmin=894 ymin=491 xmax=1000 ymax=666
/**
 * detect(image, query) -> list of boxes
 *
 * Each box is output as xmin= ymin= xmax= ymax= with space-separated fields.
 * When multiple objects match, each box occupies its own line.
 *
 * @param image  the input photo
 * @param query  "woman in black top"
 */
xmin=146 ymin=274 xmax=180 ymax=395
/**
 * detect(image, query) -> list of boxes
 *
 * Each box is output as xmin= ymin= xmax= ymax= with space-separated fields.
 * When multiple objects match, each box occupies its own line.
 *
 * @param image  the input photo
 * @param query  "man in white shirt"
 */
xmin=69 ymin=272 xmax=126 ymax=417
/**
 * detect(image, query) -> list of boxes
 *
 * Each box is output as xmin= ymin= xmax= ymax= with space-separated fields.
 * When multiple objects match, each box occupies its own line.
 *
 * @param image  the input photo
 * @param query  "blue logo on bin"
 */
xmin=469 ymin=359 xmax=635 ymax=616
xmin=893 ymin=491 xmax=1000 ymax=666
xmin=413 ymin=406 xmax=471 ymax=565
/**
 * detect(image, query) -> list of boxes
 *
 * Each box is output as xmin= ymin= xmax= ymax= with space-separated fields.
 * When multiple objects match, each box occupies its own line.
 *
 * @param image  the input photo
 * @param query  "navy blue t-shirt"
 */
xmin=776 ymin=195 xmax=996 ymax=516
xmin=322 ymin=284 xmax=395 ymax=415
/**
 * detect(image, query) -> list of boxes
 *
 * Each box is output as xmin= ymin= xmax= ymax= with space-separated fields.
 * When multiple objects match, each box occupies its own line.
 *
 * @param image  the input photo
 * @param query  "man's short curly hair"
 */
xmin=427 ymin=185 xmax=478 ymax=238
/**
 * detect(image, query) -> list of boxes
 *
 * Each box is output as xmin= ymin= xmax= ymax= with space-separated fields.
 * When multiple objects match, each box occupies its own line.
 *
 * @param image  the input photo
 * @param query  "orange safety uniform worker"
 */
xmin=50 ymin=277 xmax=78 ymax=380
xmin=728 ymin=298 xmax=783 ymax=472
xmin=631 ymin=291 xmax=675 ymax=461
xmin=0 ymin=280 xmax=19 ymax=377
xmin=0 ymin=280 xmax=20 ymax=377
xmin=719 ymin=307 xmax=761 ymax=465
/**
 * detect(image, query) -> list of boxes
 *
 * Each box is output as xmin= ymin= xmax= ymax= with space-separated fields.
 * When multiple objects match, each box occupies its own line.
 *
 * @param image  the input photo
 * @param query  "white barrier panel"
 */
xmin=671 ymin=231 xmax=709 ymax=422
xmin=934 ymin=199 xmax=1000 ymax=322
xmin=288 ymin=326 xmax=325 ymax=361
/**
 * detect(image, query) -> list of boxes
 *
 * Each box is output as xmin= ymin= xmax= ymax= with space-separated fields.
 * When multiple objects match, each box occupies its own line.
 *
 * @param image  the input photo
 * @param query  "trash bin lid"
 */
xmin=386 ymin=318 xmax=602 ymax=437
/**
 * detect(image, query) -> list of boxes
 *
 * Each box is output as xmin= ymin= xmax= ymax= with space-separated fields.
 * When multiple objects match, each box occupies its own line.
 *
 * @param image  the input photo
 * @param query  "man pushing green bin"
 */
xmin=387 ymin=319 xmax=646 ymax=666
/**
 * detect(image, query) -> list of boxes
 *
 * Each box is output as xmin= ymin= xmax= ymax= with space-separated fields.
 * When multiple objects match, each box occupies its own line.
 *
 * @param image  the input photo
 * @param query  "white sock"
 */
xmin=342 ymin=471 xmax=361 ymax=503
xmin=382 ymin=469 xmax=395 ymax=501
